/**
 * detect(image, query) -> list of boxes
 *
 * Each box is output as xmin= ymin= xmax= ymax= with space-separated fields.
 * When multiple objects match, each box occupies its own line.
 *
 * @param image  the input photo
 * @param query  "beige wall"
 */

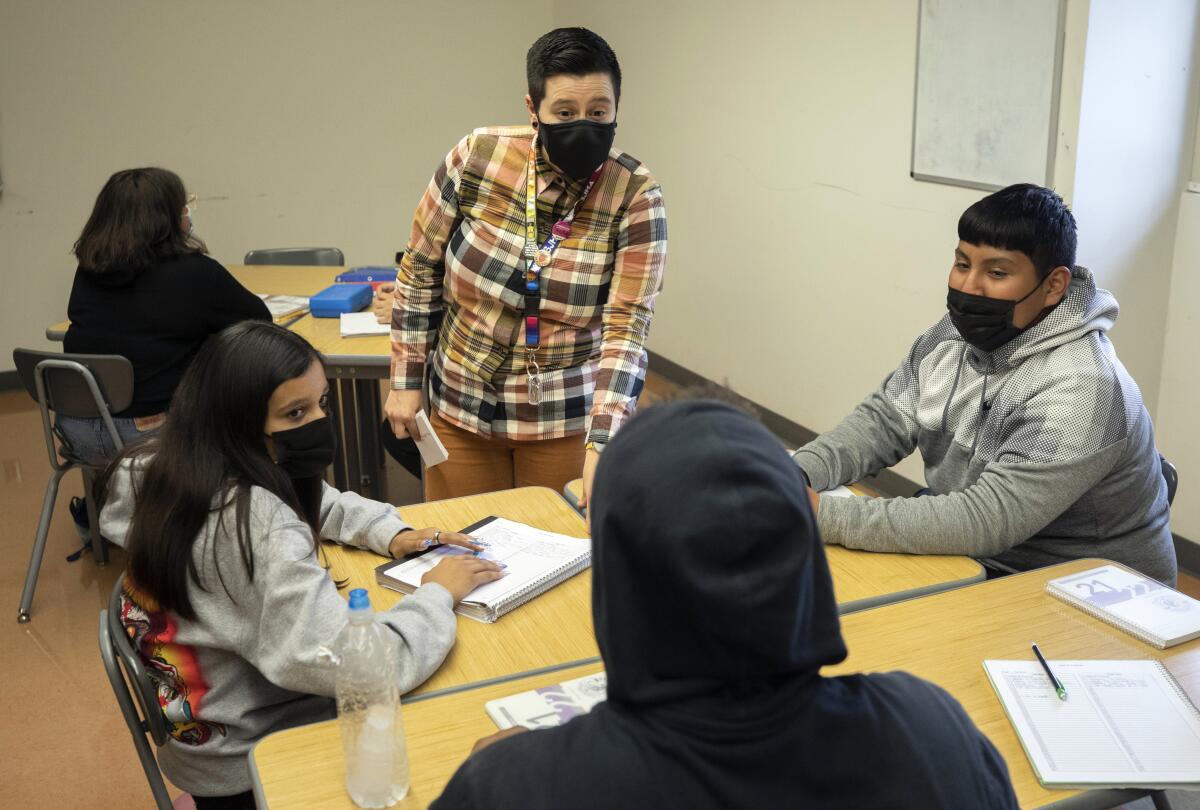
xmin=1086 ymin=0 xmax=1200 ymax=543
xmin=3 ymin=1 xmax=1197 ymax=538
xmin=0 ymin=0 xmax=547 ymax=369
xmin=1158 ymin=193 xmax=1200 ymax=541
xmin=551 ymin=0 xmax=1093 ymax=486
xmin=1070 ymin=0 xmax=1199 ymax=419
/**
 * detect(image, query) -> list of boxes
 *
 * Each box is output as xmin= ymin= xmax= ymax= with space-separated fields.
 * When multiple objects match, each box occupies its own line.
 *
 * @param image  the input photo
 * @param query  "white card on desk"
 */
xmin=338 ymin=311 xmax=390 ymax=337
xmin=413 ymin=410 xmax=448 ymax=467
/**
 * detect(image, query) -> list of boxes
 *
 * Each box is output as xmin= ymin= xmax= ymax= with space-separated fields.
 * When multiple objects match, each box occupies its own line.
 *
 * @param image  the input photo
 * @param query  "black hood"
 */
xmin=591 ymin=399 xmax=847 ymax=710
xmin=429 ymin=400 xmax=1020 ymax=810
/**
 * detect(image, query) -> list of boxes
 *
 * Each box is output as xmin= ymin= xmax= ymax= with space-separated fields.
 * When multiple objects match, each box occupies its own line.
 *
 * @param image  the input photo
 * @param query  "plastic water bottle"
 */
xmin=335 ymin=589 xmax=411 ymax=808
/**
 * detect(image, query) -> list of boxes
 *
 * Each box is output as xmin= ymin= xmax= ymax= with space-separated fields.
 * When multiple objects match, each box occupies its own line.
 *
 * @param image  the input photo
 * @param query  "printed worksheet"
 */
xmin=983 ymin=659 xmax=1200 ymax=786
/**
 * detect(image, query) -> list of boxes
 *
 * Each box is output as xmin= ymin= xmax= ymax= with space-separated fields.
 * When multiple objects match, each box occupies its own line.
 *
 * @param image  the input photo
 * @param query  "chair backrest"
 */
xmin=12 ymin=349 xmax=134 ymax=418
xmin=99 ymin=576 xmax=173 ymax=809
xmin=243 ymin=247 xmax=345 ymax=266
xmin=1161 ymin=454 xmax=1178 ymax=507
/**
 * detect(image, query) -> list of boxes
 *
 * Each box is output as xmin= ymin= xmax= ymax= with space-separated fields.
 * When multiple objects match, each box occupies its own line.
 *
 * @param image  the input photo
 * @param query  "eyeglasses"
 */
xmin=185 ymin=193 xmax=197 ymax=214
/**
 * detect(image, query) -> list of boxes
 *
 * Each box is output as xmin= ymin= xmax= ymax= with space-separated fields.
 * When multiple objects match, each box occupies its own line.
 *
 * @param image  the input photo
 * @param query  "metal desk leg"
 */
xmin=325 ymin=376 xmax=349 ymax=491
xmin=354 ymin=379 xmax=383 ymax=500
xmin=337 ymin=378 xmax=363 ymax=497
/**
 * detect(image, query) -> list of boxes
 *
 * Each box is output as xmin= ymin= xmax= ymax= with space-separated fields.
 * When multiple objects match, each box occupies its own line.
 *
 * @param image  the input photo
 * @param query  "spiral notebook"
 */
xmin=374 ymin=516 xmax=591 ymax=623
xmin=984 ymin=659 xmax=1200 ymax=788
xmin=486 ymin=671 xmax=607 ymax=730
xmin=1046 ymin=565 xmax=1200 ymax=649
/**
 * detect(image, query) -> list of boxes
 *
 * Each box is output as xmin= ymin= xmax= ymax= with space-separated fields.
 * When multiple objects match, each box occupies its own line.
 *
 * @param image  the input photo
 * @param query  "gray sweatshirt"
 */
xmin=794 ymin=267 xmax=1176 ymax=585
xmin=100 ymin=459 xmax=458 ymax=796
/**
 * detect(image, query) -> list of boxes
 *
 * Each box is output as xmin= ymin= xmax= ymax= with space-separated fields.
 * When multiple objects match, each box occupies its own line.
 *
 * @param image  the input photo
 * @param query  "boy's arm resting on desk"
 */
xmin=391 ymin=135 xmax=470 ymax=389
xmin=317 ymin=482 xmax=413 ymax=558
xmin=793 ymin=387 xmax=920 ymax=492
xmin=818 ymin=439 xmax=1123 ymax=557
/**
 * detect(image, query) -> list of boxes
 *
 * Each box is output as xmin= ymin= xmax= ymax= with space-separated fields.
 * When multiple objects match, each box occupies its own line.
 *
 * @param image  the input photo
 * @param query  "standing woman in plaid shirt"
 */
xmin=383 ymin=28 xmax=667 ymax=504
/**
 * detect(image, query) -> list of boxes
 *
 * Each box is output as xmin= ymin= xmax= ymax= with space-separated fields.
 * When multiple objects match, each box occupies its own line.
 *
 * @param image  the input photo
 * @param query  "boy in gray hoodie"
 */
xmin=794 ymin=184 xmax=1175 ymax=584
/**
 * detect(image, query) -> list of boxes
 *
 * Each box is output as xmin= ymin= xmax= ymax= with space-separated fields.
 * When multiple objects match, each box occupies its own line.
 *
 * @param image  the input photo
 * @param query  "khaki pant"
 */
xmin=423 ymin=409 xmax=585 ymax=502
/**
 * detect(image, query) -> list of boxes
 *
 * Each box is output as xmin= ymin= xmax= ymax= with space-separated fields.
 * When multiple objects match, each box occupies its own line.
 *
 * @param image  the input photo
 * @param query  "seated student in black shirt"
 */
xmin=60 ymin=167 xmax=270 ymax=463
xmin=432 ymin=399 xmax=1018 ymax=810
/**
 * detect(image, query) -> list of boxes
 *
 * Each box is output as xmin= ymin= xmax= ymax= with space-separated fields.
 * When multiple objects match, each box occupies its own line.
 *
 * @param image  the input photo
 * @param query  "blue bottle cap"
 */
xmin=348 ymin=588 xmax=371 ymax=611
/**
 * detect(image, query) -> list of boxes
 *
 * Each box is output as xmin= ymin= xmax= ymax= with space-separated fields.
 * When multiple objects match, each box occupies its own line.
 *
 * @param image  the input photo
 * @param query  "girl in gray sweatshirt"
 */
xmin=98 ymin=321 xmax=503 ymax=807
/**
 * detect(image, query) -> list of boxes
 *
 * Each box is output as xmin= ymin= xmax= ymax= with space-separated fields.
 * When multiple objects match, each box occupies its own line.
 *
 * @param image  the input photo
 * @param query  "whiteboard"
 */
xmin=911 ymin=0 xmax=1065 ymax=191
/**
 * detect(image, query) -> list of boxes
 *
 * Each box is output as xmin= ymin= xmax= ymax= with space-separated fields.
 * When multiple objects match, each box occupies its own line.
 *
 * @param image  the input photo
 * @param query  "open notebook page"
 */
xmin=983 ymin=659 xmax=1200 ymax=786
xmin=381 ymin=517 xmax=589 ymax=606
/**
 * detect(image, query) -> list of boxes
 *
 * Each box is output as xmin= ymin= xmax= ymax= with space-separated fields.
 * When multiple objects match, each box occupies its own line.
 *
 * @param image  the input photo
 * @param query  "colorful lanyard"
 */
xmin=522 ymin=142 xmax=601 ymax=404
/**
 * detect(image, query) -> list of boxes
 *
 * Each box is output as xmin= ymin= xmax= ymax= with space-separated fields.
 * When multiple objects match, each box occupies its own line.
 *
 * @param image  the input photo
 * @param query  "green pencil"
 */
xmin=1032 ymin=642 xmax=1068 ymax=701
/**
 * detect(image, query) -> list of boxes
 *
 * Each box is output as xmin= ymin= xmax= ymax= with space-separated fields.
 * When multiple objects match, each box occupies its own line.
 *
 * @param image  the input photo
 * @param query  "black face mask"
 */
xmin=270 ymin=416 xmax=337 ymax=478
xmin=946 ymin=277 xmax=1046 ymax=352
xmin=537 ymin=119 xmax=616 ymax=180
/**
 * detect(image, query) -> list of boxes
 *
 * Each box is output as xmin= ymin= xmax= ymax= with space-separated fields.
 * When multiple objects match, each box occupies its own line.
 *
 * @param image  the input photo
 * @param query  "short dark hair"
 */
xmin=526 ymin=27 xmax=621 ymax=111
xmin=73 ymin=167 xmax=206 ymax=274
xmin=957 ymin=183 xmax=1077 ymax=277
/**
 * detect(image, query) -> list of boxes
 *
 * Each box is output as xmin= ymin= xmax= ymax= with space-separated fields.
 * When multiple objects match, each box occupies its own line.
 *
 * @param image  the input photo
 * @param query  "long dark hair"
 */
xmin=98 ymin=321 xmax=326 ymax=619
xmin=73 ymin=167 xmax=206 ymax=274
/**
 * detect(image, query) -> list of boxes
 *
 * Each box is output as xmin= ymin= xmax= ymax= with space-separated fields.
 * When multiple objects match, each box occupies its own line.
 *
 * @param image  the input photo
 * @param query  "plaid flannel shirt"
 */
xmin=390 ymin=125 xmax=667 ymax=445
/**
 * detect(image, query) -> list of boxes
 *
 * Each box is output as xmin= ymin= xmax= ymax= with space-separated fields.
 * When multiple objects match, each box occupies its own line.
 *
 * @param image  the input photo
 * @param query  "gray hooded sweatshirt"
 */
xmin=794 ymin=267 xmax=1175 ymax=585
xmin=100 ymin=459 xmax=457 ymax=796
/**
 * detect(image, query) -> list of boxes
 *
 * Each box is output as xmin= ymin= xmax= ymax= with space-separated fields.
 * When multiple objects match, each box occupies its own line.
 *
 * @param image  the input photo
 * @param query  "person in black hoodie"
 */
xmin=60 ymin=167 xmax=270 ymax=464
xmin=431 ymin=399 xmax=1018 ymax=810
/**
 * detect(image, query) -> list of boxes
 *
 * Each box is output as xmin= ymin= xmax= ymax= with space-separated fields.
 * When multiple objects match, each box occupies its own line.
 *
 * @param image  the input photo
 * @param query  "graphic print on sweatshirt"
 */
xmin=120 ymin=583 xmax=227 ymax=745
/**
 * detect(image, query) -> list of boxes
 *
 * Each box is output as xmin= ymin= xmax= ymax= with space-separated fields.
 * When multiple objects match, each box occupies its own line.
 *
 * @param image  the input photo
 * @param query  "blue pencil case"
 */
xmin=309 ymin=283 xmax=372 ymax=317
xmin=335 ymin=266 xmax=398 ymax=284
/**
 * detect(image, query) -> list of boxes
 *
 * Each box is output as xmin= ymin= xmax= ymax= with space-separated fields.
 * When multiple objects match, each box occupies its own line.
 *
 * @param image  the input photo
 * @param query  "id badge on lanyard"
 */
xmin=522 ymin=142 xmax=601 ymax=405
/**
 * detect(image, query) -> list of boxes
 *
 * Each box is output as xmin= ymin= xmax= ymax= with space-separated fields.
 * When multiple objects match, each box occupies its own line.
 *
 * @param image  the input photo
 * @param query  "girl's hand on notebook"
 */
xmin=422 ymin=556 xmax=507 ymax=603
xmin=389 ymin=527 xmax=484 ymax=558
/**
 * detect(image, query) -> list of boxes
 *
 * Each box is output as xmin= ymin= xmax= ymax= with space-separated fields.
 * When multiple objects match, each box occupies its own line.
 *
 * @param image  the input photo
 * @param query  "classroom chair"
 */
xmin=99 ymin=576 xmax=195 ymax=810
xmin=243 ymin=247 xmax=345 ymax=266
xmin=1161 ymin=455 xmax=1178 ymax=507
xmin=12 ymin=349 xmax=134 ymax=623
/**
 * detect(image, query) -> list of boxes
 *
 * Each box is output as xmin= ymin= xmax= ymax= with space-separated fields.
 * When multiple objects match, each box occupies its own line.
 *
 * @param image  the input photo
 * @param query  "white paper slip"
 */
xmin=821 ymin=485 xmax=855 ymax=498
xmin=375 ymin=516 xmax=591 ymax=623
xmin=1046 ymin=565 xmax=1200 ymax=649
xmin=412 ymin=410 xmax=448 ymax=468
xmin=486 ymin=672 xmax=607 ymax=730
xmin=338 ymin=311 xmax=390 ymax=337
xmin=983 ymin=659 xmax=1200 ymax=789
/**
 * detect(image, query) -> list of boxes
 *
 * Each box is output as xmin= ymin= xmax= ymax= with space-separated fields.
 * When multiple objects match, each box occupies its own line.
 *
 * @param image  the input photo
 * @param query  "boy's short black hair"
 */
xmin=526 ymin=27 xmax=621 ymax=110
xmin=957 ymin=183 xmax=1077 ymax=277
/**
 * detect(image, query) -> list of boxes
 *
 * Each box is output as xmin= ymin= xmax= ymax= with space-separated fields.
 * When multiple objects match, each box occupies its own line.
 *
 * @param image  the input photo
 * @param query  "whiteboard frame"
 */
xmin=909 ymin=0 xmax=1068 ymax=192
